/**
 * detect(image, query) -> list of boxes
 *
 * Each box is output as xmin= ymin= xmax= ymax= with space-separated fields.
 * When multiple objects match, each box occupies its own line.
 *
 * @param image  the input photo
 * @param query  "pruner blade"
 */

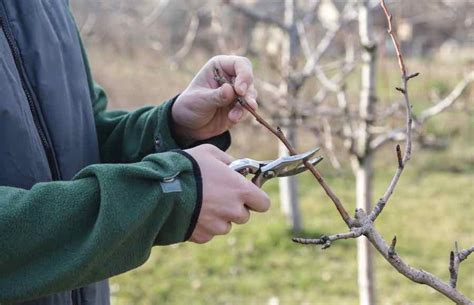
xmin=229 ymin=148 xmax=323 ymax=187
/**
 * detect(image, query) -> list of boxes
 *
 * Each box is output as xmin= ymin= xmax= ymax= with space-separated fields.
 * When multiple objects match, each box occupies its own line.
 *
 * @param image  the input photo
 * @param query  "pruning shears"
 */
xmin=229 ymin=148 xmax=323 ymax=187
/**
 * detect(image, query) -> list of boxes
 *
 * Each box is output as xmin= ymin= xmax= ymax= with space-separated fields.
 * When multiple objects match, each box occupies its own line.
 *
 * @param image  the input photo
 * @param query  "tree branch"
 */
xmin=369 ymin=0 xmax=416 ymax=222
xmin=213 ymin=68 xmax=354 ymax=227
xmin=296 ymin=1 xmax=358 ymax=84
xmin=292 ymin=227 xmax=364 ymax=248
xmin=172 ymin=13 xmax=200 ymax=64
xmin=418 ymin=71 xmax=474 ymax=124
xmin=224 ymin=0 xmax=287 ymax=30
xmin=143 ymin=0 xmax=170 ymax=27
xmin=293 ymin=1 xmax=474 ymax=303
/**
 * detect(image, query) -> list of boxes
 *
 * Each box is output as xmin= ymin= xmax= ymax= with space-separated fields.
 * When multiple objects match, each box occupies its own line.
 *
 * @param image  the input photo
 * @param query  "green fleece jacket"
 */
xmin=0 ymin=47 xmax=230 ymax=302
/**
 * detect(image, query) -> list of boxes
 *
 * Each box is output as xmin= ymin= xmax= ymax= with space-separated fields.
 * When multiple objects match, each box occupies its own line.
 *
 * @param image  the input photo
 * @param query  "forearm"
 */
xmin=93 ymin=86 xmax=231 ymax=163
xmin=93 ymin=87 xmax=180 ymax=163
xmin=0 ymin=151 xmax=201 ymax=302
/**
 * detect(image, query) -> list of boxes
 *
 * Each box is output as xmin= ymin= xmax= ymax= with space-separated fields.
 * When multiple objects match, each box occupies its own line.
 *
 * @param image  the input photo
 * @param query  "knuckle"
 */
xmin=213 ymin=222 xmax=231 ymax=235
xmin=220 ymin=84 xmax=233 ymax=101
xmin=210 ymin=55 xmax=222 ymax=63
xmin=239 ymin=56 xmax=252 ymax=67
xmin=239 ymin=179 xmax=255 ymax=199
xmin=201 ymin=144 xmax=216 ymax=152
xmin=234 ymin=208 xmax=250 ymax=224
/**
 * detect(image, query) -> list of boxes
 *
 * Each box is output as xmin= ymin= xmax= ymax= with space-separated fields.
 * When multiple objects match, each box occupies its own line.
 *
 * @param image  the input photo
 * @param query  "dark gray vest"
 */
xmin=0 ymin=0 xmax=109 ymax=303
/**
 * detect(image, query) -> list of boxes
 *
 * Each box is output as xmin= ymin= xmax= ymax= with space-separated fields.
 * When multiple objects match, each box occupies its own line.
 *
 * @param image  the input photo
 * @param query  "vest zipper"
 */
xmin=0 ymin=15 xmax=62 ymax=180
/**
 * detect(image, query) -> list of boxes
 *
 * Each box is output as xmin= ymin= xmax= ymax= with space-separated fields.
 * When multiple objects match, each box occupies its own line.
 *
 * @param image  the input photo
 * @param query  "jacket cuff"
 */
xmin=146 ymin=151 xmax=202 ymax=244
xmin=172 ymin=150 xmax=202 ymax=241
xmin=165 ymin=95 xmax=232 ymax=152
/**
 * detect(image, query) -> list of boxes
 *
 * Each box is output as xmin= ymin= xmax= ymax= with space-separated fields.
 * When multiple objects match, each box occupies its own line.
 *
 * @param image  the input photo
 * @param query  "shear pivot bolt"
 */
xmin=263 ymin=171 xmax=276 ymax=179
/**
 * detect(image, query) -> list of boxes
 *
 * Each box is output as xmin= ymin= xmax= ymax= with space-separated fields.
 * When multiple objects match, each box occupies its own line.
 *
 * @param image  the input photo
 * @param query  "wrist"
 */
xmin=170 ymin=98 xmax=198 ymax=147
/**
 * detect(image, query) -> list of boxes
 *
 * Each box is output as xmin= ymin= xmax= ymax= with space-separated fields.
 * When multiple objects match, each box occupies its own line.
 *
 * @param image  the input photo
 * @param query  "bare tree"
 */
xmin=218 ymin=0 xmax=474 ymax=303
xmin=226 ymin=2 xmax=473 ymax=303
xmin=291 ymin=1 xmax=474 ymax=303
xmin=353 ymin=2 xmax=376 ymax=303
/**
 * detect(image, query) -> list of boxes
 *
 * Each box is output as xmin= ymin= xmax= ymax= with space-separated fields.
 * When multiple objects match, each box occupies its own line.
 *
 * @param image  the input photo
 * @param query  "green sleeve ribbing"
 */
xmin=0 ymin=152 xmax=201 ymax=302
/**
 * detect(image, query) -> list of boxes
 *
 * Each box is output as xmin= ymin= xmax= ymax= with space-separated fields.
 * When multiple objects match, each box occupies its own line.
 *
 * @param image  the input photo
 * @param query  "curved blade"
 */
xmin=260 ymin=148 xmax=322 ymax=177
xmin=276 ymin=156 xmax=323 ymax=177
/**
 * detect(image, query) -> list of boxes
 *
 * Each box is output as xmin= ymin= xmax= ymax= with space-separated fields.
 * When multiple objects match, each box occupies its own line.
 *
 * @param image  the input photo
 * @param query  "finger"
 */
xmin=228 ymin=105 xmax=244 ymax=123
xmin=247 ymin=84 xmax=258 ymax=100
xmin=211 ymin=83 xmax=236 ymax=108
xmin=240 ymin=180 xmax=271 ymax=213
xmin=231 ymin=206 xmax=251 ymax=225
xmin=245 ymin=97 xmax=258 ymax=112
xmin=228 ymin=96 xmax=257 ymax=123
xmin=216 ymin=56 xmax=253 ymax=96
xmin=202 ymin=144 xmax=234 ymax=164
xmin=190 ymin=231 xmax=213 ymax=244
xmin=214 ymin=221 xmax=232 ymax=235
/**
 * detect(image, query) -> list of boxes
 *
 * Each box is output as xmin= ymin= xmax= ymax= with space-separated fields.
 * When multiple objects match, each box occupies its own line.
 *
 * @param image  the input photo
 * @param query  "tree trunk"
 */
xmin=356 ymin=1 xmax=377 ymax=304
xmin=278 ymin=125 xmax=302 ymax=232
xmin=355 ymin=156 xmax=376 ymax=305
xmin=277 ymin=0 xmax=302 ymax=233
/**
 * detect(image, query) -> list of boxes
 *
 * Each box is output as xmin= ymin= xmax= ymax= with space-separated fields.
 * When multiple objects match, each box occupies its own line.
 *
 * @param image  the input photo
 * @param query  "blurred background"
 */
xmin=71 ymin=0 xmax=473 ymax=304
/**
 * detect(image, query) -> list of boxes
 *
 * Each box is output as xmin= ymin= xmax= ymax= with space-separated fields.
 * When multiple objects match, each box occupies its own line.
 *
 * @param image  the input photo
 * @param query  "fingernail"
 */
xmin=238 ymin=83 xmax=247 ymax=95
xmin=230 ymin=108 xmax=244 ymax=121
xmin=236 ymin=108 xmax=244 ymax=120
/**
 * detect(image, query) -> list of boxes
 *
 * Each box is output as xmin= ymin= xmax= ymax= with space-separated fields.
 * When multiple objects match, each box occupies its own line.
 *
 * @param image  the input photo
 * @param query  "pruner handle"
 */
xmin=228 ymin=158 xmax=266 ymax=187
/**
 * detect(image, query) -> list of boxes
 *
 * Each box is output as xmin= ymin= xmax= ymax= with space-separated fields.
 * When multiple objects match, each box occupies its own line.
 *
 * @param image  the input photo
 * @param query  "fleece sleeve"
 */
xmin=0 ymin=151 xmax=202 ymax=303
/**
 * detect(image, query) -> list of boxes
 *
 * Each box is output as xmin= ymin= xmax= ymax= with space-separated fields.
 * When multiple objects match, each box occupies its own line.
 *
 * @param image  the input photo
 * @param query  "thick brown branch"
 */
xmin=213 ymin=68 xmax=353 ymax=227
xmin=366 ymin=224 xmax=473 ymax=304
xmin=294 ymin=210 xmax=474 ymax=303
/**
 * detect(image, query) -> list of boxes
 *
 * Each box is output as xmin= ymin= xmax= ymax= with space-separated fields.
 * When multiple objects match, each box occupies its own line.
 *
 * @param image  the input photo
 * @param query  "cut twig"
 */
xmin=292 ymin=228 xmax=364 ymax=248
xmin=449 ymin=242 xmax=474 ymax=289
xmin=396 ymin=144 xmax=403 ymax=169
xmin=388 ymin=235 xmax=397 ymax=258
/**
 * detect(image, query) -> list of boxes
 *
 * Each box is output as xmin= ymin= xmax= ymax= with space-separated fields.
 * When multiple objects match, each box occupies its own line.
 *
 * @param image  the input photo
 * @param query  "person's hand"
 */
xmin=172 ymin=55 xmax=258 ymax=142
xmin=184 ymin=144 xmax=270 ymax=244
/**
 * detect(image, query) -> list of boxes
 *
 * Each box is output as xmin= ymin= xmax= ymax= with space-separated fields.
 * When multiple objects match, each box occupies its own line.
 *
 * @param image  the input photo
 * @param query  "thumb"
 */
xmin=200 ymin=144 xmax=234 ymax=165
xmin=202 ymin=144 xmax=235 ymax=165
xmin=211 ymin=83 xmax=236 ymax=108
